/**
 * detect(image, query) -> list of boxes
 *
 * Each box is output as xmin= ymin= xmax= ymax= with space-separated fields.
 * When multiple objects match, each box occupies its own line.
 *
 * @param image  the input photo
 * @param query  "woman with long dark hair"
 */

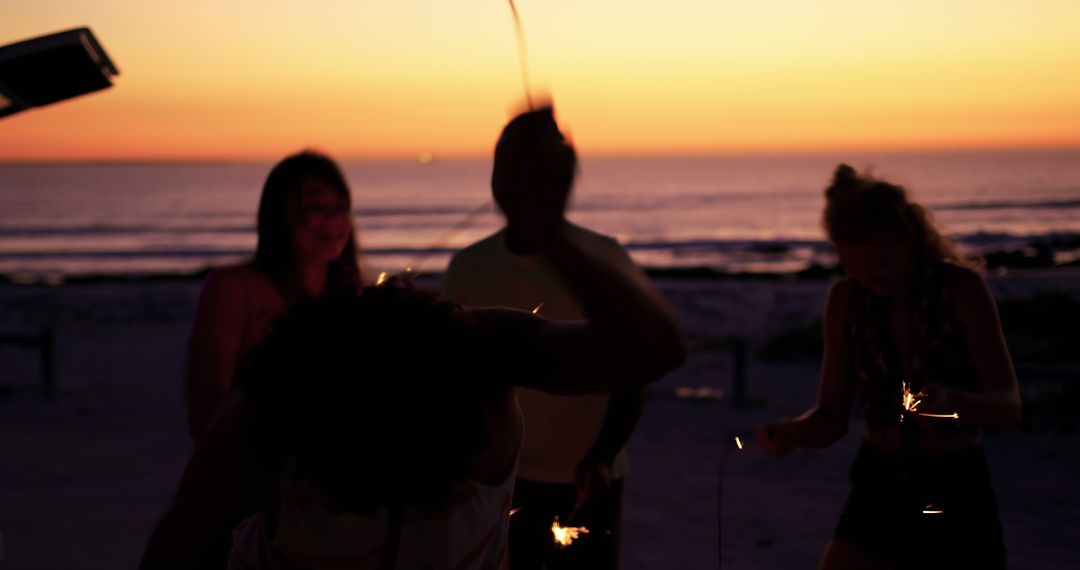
xmin=758 ymin=164 xmax=1020 ymax=569
xmin=186 ymin=150 xmax=362 ymax=439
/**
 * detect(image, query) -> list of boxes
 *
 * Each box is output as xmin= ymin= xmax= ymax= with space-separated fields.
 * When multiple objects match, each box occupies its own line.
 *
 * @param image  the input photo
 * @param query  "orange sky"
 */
xmin=2 ymin=0 xmax=1079 ymax=161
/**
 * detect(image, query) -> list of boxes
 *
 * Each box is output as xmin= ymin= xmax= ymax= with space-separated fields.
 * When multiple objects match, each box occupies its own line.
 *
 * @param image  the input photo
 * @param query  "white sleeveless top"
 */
xmin=443 ymin=225 xmax=635 ymax=484
xmin=229 ymin=460 xmax=515 ymax=570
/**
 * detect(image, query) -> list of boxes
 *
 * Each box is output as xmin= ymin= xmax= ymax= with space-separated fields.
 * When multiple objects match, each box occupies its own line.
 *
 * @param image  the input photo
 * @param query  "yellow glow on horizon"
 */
xmin=2 ymin=1 xmax=1079 ymax=161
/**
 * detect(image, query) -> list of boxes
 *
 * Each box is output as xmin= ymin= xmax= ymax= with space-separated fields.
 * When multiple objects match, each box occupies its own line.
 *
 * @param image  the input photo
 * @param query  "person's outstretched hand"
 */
xmin=913 ymin=382 xmax=959 ymax=428
xmin=573 ymin=454 xmax=616 ymax=516
xmin=757 ymin=420 xmax=798 ymax=457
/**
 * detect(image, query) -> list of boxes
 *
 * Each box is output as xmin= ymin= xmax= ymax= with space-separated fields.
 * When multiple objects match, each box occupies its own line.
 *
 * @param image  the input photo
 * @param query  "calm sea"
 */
xmin=1 ymin=150 xmax=1079 ymax=280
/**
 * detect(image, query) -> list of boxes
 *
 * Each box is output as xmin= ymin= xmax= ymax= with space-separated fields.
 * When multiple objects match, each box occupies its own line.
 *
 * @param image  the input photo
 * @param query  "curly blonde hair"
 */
xmin=822 ymin=164 xmax=976 ymax=269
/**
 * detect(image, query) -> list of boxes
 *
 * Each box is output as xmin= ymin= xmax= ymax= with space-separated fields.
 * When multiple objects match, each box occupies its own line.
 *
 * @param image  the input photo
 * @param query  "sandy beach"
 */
xmin=1 ymin=270 xmax=1078 ymax=569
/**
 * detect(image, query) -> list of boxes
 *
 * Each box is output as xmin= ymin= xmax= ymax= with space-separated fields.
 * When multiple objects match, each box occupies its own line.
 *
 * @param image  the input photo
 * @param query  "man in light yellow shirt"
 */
xmin=444 ymin=106 xmax=653 ymax=569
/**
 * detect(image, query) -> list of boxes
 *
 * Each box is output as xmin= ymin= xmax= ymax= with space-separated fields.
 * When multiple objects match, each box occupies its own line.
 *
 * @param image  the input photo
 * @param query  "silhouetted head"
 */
xmin=823 ymin=164 xmax=964 ymax=297
xmin=243 ymin=281 xmax=497 ymax=514
xmin=491 ymin=106 xmax=577 ymax=250
xmin=255 ymin=150 xmax=361 ymax=292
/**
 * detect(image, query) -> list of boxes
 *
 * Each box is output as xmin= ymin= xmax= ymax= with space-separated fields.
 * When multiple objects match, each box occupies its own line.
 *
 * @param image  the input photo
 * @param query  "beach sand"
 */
xmin=1 ymin=270 xmax=1078 ymax=569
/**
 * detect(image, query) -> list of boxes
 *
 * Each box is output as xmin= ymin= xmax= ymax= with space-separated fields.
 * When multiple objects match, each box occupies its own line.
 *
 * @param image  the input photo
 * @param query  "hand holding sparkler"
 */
xmin=573 ymin=454 xmax=616 ymax=516
xmin=900 ymin=380 xmax=960 ymax=425
xmin=915 ymin=382 xmax=951 ymax=414
xmin=914 ymin=382 xmax=961 ymax=426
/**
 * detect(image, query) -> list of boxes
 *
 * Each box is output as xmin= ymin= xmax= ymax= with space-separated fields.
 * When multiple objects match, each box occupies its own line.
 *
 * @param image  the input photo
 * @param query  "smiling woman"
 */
xmin=185 ymin=150 xmax=363 ymax=440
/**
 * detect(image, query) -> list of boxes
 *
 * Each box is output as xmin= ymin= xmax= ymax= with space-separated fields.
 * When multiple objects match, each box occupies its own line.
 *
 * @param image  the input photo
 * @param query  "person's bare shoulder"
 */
xmin=207 ymin=262 xmax=283 ymax=302
xmin=942 ymin=263 xmax=986 ymax=296
xmin=824 ymin=277 xmax=858 ymax=326
xmin=191 ymin=262 xmax=281 ymax=337
xmin=566 ymin=222 xmax=620 ymax=248
xmin=829 ymin=276 xmax=858 ymax=301
xmin=450 ymin=230 xmax=506 ymax=264
xmin=565 ymin=222 xmax=637 ymax=268
xmin=941 ymin=263 xmax=996 ymax=320
xmin=207 ymin=261 xmax=267 ymax=287
xmin=444 ymin=231 xmax=507 ymax=300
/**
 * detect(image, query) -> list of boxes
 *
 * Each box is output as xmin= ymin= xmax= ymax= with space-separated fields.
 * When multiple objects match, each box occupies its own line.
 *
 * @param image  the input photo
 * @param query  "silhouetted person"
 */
xmin=186 ymin=151 xmax=362 ymax=439
xmin=757 ymin=165 xmax=1020 ymax=569
xmin=444 ymin=106 xmax=649 ymax=570
xmin=138 ymin=127 xmax=686 ymax=568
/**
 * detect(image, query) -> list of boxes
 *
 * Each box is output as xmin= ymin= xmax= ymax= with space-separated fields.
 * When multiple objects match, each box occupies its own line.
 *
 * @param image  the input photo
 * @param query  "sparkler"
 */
xmin=531 ymin=301 xmax=544 ymax=314
xmin=394 ymin=3 xmax=540 ymax=277
xmin=718 ymin=432 xmax=746 ymax=569
xmin=508 ymin=509 xmax=590 ymax=548
xmin=375 ymin=271 xmax=388 ymax=286
xmin=900 ymin=381 xmax=959 ymax=422
xmin=507 ymin=0 xmax=534 ymax=110
xmin=900 ymin=381 xmax=957 ymax=518
xmin=922 ymin=504 xmax=944 ymax=515
xmin=385 ymin=4 xmax=539 ymax=280
xmin=551 ymin=517 xmax=589 ymax=548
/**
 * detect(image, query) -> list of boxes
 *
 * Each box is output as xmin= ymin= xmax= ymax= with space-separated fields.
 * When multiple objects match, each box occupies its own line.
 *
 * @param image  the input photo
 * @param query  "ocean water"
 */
xmin=1 ymin=149 xmax=1079 ymax=279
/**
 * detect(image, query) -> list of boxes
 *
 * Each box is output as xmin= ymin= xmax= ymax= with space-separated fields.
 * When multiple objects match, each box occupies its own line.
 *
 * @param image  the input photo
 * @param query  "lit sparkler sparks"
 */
xmin=531 ymin=301 xmax=544 ymax=314
xmin=509 ymin=508 xmax=521 ymax=517
xmin=734 ymin=436 xmax=743 ymax=450
xmin=918 ymin=412 xmax=960 ymax=419
xmin=900 ymin=381 xmax=959 ymax=422
xmin=375 ymin=271 xmax=388 ymax=286
xmin=551 ymin=518 xmax=589 ymax=548
xmin=901 ymin=381 xmax=922 ymax=422
xmin=922 ymin=504 xmax=944 ymax=515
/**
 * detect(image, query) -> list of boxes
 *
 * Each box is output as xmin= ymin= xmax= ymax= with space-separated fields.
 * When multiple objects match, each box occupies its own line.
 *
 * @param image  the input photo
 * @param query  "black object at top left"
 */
xmin=0 ymin=27 xmax=119 ymax=119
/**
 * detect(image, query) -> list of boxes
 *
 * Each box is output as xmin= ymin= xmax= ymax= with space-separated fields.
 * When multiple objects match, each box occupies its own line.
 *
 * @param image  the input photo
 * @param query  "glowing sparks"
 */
xmin=900 ymin=380 xmax=924 ymax=422
xmin=900 ymin=380 xmax=959 ymax=422
xmin=734 ymin=436 xmax=743 ymax=450
xmin=375 ymin=271 xmax=387 ymax=286
xmin=919 ymin=412 xmax=960 ymax=419
xmin=551 ymin=518 xmax=589 ymax=548
xmin=509 ymin=508 xmax=522 ymax=517
xmin=901 ymin=381 xmax=922 ymax=415
xmin=897 ymin=384 xmax=956 ymax=518
xmin=531 ymin=301 xmax=544 ymax=314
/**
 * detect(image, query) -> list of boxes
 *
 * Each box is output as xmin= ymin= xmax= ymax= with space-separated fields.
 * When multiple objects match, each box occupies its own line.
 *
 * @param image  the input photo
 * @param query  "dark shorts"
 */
xmin=834 ymin=443 xmax=1006 ymax=569
xmin=508 ymin=478 xmax=623 ymax=570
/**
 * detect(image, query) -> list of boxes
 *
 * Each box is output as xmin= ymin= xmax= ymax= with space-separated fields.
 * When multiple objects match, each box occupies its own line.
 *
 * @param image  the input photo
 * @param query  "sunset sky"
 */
xmin=2 ymin=0 xmax=1079 ymax=161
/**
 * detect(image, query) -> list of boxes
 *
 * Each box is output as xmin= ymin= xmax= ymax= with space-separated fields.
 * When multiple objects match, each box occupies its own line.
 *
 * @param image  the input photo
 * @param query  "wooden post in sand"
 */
xmin=40 ymin=327 xmax=55 ymax=399
xmin=0 ymin=328 xmax=55 ymax=398
xmin=732 ymin=336 xmax=747 ymax=409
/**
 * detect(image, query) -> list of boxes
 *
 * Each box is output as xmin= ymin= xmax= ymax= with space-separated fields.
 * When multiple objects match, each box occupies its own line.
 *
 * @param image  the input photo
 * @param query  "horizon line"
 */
xmin=2 ymin=143 xmax=1079 ymax=166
